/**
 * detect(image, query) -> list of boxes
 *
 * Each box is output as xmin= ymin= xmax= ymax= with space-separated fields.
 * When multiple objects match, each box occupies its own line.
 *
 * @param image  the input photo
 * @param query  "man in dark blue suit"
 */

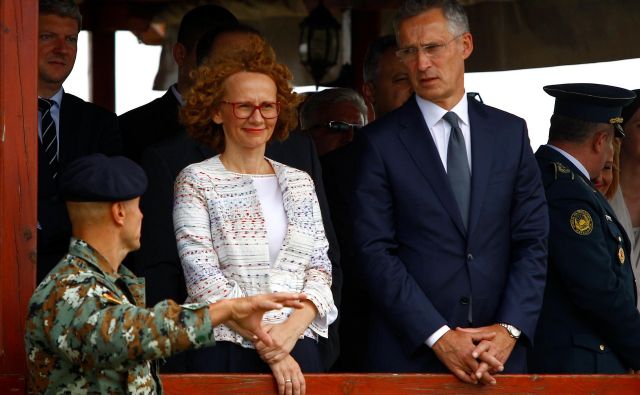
xmin=530 ymin=83 xmax=640 ymax=373
xmin=352 ymin=0 xmax=548 ymax=384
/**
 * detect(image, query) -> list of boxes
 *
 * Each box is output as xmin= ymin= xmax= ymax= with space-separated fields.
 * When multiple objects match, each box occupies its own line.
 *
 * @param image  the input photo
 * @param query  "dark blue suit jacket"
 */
xmin=352 ymin=95 xmax=548 ymax=372
xmin=530 ymin=145 xmax=640 ymax=373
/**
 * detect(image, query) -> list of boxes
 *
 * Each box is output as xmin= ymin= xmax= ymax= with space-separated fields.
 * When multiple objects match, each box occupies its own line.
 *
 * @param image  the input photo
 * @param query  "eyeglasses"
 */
xmin=313 ymin=121 xmax=364 ymax=133
xmin=221 ymin=101 xmax=280 ymax=119
xmin=396 ymin=34 xmax=463 ymax=63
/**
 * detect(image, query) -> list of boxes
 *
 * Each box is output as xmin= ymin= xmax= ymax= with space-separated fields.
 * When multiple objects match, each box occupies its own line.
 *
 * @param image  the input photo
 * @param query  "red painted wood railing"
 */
xmin=160 ymin=374 xmax=640 ymax=394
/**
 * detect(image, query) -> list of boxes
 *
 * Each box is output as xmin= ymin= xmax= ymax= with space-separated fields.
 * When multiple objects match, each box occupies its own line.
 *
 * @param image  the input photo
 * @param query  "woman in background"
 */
xmin=610 ymin=91 xmax=640 ymax=310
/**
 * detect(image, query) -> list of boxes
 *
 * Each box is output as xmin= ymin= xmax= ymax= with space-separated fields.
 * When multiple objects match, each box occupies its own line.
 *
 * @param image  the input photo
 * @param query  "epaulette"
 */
xmin=551 ymin=162 xmax=575 ymax=181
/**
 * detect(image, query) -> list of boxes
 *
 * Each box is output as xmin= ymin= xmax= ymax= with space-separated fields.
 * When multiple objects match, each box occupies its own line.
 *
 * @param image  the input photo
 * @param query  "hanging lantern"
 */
xmin=299 ymin=1 xmax=341 ymax=87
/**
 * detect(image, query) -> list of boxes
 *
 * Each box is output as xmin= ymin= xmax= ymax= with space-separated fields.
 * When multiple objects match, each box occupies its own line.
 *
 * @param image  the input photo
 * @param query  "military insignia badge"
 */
xmin=556 ymin=163 xmax=570 ymax=173
xmin=619 ymin=246 xmax=625 ymax=264
xmin=570 ymin=209 xmax=593 ymax=235
xmin=101 ymin=292 xmax=123 ymax=305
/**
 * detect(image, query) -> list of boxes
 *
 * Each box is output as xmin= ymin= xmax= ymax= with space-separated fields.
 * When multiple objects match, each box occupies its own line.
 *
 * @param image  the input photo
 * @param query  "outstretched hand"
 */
xmin=210 ymin=292 xmax=306 ymax=347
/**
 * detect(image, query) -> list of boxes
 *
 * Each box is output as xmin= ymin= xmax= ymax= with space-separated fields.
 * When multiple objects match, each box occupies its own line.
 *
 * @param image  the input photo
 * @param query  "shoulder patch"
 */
xmin=570 ymin=209 xmax=593 ymax=235
xmin=552 ymin=162 xmax=574 ymax=181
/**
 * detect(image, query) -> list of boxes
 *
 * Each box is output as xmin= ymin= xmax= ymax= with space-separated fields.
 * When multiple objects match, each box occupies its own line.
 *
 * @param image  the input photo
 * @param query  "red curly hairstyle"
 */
xmin=180 ymin=35 xmax=300 ymax=152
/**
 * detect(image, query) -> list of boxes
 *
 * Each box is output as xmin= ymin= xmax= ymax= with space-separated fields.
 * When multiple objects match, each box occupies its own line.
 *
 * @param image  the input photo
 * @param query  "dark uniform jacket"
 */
xmin=530 ymin=145 xmax=640 ymax=373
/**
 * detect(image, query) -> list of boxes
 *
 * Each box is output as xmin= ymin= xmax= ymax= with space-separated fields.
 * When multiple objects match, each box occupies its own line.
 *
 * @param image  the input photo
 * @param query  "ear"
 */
xmin=212 ymin=106 xmax=223 ymax=125
xmin=592 ymin=129 xmax=611 ymax=154
xmin=111 ymin=202 xmax=126 ymax=226
xmin=362 ymin=82 xmax=375 ymax=107
xmin=173 ymin=42 xmax=187 ymax=67
xmin=461 ymin=32 xmax=474 ymax=60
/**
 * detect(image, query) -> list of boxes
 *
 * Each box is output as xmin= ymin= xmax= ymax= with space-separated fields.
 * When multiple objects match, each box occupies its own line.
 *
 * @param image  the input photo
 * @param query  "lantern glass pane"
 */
xmin=310 ymin=29 xmax=328 ymax=62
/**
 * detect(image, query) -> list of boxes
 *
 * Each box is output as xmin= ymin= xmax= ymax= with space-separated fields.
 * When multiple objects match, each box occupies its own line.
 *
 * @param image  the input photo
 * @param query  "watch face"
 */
xmin=500 ymin=323 xmax=520 ymax=339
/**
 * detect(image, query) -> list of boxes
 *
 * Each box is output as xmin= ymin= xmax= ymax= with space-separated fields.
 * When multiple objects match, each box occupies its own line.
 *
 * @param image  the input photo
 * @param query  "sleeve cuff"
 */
xmin=425 ymin=325 xmax=451 ymax=348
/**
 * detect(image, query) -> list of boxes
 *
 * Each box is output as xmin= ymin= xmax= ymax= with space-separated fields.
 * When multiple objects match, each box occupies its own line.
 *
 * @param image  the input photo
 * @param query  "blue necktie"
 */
xmin=443 ymin=112 xmax=470 ymax=229
xmin=38 ymin=98 xmax=59 ymax=179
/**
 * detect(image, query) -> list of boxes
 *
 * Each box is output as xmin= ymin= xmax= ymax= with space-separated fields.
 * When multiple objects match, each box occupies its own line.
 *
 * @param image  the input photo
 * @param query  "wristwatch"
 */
xmin=498 ymin=323 xmax=521 ymax=339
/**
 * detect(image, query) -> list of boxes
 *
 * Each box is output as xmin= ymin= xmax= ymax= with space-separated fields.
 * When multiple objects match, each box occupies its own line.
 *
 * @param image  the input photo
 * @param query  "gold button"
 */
xmin=599 ymin=344 xmax=605 ymax=351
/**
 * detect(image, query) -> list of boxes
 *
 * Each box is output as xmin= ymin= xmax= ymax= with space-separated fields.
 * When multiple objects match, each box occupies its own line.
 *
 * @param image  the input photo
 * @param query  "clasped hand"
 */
xmin=254 ymin=323 xmax=300 ymax=363
xmin=433 ymin=324 xmax=517 ymax=385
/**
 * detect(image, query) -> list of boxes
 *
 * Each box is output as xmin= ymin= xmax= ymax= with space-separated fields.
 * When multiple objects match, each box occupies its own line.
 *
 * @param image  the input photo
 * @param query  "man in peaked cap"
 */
xmin=530 ymin=83 xmax=640 ymax=373
xmin=24 ymin=154 xmax=306 ymax=393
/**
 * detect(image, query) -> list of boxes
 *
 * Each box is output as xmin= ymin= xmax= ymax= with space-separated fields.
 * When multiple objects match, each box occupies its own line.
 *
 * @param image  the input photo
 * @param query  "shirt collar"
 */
xmin=40 ymin=88 xmax=64 ymax=108
xmin=68 ymin=237 xmax=117 ymax=276
xmin=546 ymin=144 xmax=591 ymax=179
xmin=171 ymin=84 xmax=185 ymax=106
xmin=416 ymin=93 xmax=469 ymax=130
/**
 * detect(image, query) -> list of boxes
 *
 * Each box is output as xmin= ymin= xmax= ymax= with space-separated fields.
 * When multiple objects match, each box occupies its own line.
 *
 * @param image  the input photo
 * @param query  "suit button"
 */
xmin=460 ymin=297 xmax=469 ymax=305
xmin=599 ymin=344 xmax=605 ymax=351
xmin=467 ymin=253 xmax=474 ymax=261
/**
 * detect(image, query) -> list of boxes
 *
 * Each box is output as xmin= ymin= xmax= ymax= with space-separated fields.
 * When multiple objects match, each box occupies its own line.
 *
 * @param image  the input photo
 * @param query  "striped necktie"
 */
xmin=38 ymin=98 xmax=59 ymax=179
xmin=443 ymin=111 xmax=470 ymax=229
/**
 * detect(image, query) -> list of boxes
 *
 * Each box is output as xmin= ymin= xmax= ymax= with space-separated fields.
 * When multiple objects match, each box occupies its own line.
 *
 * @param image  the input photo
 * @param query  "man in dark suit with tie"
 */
xmin=352 ymin=0 xmax=548 ymax=383
xmin=530 ymin=83 xmax=640 ymax=373
xmin=37 ymin=0 xmax=121 ymax=281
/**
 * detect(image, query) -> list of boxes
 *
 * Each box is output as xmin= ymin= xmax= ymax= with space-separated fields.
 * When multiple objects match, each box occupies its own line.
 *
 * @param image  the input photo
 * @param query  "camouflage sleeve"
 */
xmin=44 ymin=279 xmax=215 ymax=370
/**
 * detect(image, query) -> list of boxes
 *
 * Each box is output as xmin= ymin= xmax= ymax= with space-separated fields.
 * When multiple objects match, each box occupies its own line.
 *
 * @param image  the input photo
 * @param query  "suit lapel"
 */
xmin=467 ymin=100 xmax=494 ymax=236
xmin=396 ymin=97 xmax=466 ymax=236
xmin=58 ymin=93 xmax=76 ymax=166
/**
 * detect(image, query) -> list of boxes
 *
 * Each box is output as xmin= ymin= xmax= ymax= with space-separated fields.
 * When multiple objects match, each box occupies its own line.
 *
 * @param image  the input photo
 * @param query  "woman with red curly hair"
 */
xmin=173 ymin=35 xmax=337 ymax=395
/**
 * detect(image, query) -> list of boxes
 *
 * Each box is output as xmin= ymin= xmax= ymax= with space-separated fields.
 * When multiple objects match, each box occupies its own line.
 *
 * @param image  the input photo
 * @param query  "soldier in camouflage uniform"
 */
xmin=25 ymin=154 xmax=306 ymax=394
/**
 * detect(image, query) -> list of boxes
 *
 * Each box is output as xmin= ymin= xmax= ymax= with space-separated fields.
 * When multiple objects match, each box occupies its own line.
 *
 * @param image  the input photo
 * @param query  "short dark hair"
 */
xmin=393 ymin=0 xmax=469 ymax=38
xmin=195 ymin=24 xmax=261 ymax=66
xmin=548 ymin=114 xmax=608 ymax=143
xmin=177 ymin=5 xmax=238 ymax=52
xmin=39 ymin=0 xmax=82 ymax=30
xmin=363 ymin=35 xmax=398 ymax=83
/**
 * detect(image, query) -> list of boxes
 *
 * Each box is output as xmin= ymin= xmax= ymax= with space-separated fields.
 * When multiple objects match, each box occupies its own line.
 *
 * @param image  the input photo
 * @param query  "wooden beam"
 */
xmin=161 ymin=374 xmax=640 ymax=394
xmin=89 ymin=30 xmax=116 ymax=112
xmin=0 ymin=0 xmax=38 ymax=391
xmin=351 ymin=9 xmax=381 ymax=92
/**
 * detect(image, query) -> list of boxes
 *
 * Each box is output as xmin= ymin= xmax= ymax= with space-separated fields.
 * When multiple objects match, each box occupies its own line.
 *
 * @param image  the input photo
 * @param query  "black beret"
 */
xmin=59 ymin=154 xmax=148 ymax=202
xmin=544 ymin=83 xmax=636 ymax=138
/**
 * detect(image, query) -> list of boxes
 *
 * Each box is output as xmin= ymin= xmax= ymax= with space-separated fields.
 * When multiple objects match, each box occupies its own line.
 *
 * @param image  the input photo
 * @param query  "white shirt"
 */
xmin=416 ymin=93 xmax=472 ymax=173
xmin=251 ymin=175 xmax=287 ymax=266
xmin=38 ymin=88 xmax=64 ymax=157
xmin=171 ymin=84 xmax=185 ymax=106
xmin=546 ymin=144 xmax=590 ymax=179
xmin=415 ymin=93 xmax=472 ymax=348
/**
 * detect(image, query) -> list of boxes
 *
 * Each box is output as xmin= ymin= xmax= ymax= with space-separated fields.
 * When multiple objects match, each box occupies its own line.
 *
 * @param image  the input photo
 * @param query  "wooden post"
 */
xmin=90 ymin=30 xmax=116 ymax=112
xmin=351 ymin=9 xmax=381 ymax=94
xmin=0 ymin=0 xmax=38 ymax=393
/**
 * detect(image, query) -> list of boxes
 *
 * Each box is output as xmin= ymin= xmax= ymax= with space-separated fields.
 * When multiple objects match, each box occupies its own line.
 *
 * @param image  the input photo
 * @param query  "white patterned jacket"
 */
xmin=173 ymin=155 xmax=337 ymax=347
